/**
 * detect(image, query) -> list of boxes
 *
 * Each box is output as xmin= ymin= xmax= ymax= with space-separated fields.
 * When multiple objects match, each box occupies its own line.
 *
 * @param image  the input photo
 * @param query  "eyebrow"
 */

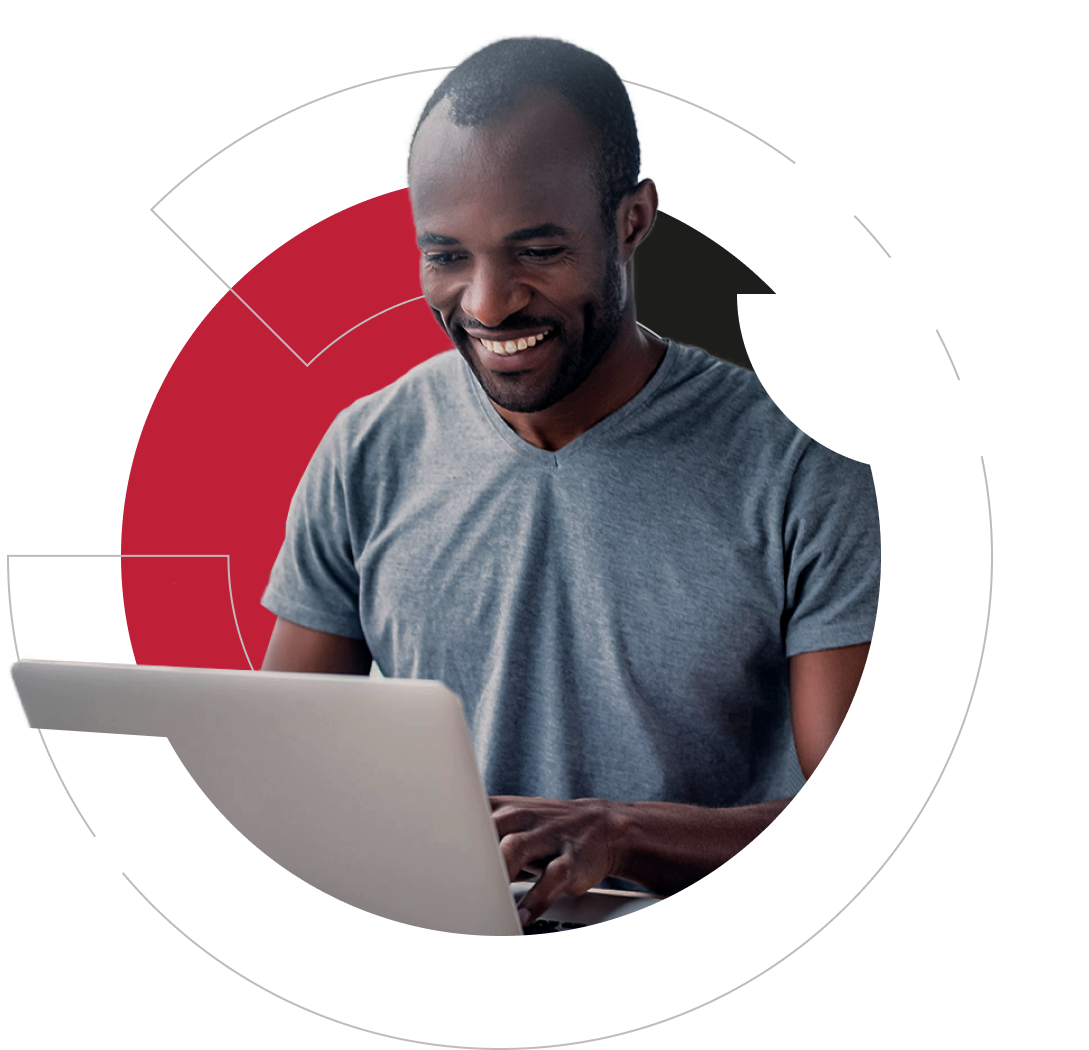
xmin=417 ymin=232 xmax=460 ymax=246
xmin=504 ymin=223 xmax=568 ymax=241
xmin=416 ymin=223 xmax=570 ymax=248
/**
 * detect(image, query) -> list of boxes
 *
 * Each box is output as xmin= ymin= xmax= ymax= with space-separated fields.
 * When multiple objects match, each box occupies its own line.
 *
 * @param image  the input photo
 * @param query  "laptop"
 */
xmin=10 ymin=660 xmax=657 ymax=935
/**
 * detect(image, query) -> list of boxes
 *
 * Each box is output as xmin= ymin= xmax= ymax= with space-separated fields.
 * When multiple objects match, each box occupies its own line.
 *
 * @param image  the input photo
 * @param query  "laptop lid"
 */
xmin=11 ymin=660 xmax=523 ymax=936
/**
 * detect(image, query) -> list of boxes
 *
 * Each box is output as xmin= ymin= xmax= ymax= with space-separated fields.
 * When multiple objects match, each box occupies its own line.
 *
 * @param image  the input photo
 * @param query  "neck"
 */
xmin=490 ymin=316 xmax=667 ymax=452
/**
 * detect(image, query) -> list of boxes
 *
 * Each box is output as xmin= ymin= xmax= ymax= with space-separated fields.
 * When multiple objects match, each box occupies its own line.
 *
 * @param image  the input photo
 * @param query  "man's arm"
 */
xmin=497 ymin=642 xmax=870 ymax=923
xmin=790 ymin=642 xmax=870 ymax=779
xmin=262 ymin=617 xmax=372 ymax=675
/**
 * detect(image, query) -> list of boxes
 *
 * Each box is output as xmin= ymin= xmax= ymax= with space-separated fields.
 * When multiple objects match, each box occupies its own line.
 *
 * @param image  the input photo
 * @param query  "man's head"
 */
xmin=411 ymin=38 xmax=641 ymax=232
xmin=408 ymin=38 xmax=657 ymax=416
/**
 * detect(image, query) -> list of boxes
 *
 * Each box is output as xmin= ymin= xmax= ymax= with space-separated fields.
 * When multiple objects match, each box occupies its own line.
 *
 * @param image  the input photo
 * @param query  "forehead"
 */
xmin=409 ymin=93 xmax=602 ymax=238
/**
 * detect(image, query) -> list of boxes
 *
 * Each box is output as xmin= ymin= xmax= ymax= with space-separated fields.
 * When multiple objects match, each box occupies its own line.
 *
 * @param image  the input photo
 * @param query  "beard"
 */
xmin=445 ymin=251 xmax=625 ymax=414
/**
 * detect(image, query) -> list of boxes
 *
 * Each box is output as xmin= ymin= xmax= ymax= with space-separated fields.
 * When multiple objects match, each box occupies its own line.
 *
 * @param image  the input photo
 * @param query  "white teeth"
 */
xmin=480 ymin=330 xmax=550 ymax=356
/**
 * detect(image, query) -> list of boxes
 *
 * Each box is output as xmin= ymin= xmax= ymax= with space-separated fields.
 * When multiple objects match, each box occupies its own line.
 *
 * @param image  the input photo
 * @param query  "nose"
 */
xmin=460 ymin=258 xmax=531 ymax=329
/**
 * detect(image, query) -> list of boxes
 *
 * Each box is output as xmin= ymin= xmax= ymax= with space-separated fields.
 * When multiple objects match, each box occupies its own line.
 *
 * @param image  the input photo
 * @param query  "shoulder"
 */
xmin=652 ymin=342 xmax=810 ymax=467
xmin=662 ymin=343 xmax=789 ymax=419
xmin=290 ymin=351 xmax=469 ymax=498
xmin=654 ymin=343 xmax=873 ymax=503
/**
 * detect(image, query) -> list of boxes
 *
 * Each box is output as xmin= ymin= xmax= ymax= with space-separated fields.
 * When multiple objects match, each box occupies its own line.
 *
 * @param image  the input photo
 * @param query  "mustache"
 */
xmin=447 ymin=313 xmax=561 ymax=335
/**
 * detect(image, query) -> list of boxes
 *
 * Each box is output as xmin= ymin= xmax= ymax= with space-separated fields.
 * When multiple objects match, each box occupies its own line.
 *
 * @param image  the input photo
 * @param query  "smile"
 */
xmin=476 ymin=329 xmax=553 ymax=357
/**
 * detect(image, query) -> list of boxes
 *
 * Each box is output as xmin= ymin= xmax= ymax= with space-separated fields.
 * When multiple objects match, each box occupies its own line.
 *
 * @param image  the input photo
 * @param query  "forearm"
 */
xmin=610 ymin=797 xmax=792 ymax=896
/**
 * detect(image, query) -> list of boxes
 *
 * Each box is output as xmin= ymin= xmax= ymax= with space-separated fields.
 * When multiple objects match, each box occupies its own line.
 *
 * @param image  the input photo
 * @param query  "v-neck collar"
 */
xmin=463 ymin=340 xmax=679 ymax=468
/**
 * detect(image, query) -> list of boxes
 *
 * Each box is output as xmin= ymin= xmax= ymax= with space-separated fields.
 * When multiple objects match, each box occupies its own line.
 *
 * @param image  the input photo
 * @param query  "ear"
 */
xmin=617 ymin=178 xmax=658 ymax=262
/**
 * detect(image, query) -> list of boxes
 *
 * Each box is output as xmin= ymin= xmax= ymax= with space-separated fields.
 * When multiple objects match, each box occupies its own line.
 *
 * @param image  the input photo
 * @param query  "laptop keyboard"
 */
xmin=521 ymin=919 xmax=587 ymax=934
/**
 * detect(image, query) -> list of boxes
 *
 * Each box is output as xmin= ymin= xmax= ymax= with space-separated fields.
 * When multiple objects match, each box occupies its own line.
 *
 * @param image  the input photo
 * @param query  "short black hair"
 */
xmin=411 ymin=37 xmax=641 ymax=230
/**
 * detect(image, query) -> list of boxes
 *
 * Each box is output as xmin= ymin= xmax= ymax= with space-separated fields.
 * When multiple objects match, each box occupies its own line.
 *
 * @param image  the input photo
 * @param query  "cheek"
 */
xmin=418 ymin=270 xmax=454 ymax=331
xmin=419 ymin=268 xmax=450 ymax=312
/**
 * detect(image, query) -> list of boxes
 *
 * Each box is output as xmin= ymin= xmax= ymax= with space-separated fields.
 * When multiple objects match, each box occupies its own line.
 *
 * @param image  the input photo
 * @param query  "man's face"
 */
xmin=409 ymin=94 xmax=626 ymax=414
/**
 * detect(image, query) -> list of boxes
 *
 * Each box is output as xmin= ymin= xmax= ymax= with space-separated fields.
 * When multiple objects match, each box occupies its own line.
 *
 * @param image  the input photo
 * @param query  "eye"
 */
xmin=422 ymin=251 xmax=465 ymax=266
xmin=422 ymin=246 xmax=563 ymax=267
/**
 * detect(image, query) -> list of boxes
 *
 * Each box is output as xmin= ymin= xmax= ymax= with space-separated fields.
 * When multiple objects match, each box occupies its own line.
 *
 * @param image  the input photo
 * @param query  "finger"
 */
xmin=498 ymin=830 xmax=557 ymax=884
xmin=517 ymin=853 xmax=583 ymax=925
xmin=490 ymin=797 xmax=546 ymax=837
xmin=493 ymin=805 xmax=541 ymax=837
xmin=490 ymin=801 xmax=522 ymax=823
xmin=489 ymin=794 xmax=546 ymax=810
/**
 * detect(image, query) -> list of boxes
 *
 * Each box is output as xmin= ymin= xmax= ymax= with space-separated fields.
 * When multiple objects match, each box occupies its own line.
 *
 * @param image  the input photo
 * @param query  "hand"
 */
xmin=490 ymin=795 xmax=629 ymax=925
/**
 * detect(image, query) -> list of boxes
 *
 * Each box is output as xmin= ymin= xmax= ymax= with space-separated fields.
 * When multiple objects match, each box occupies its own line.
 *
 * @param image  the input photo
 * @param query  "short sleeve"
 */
xmin=261 ymin=415 xmax=367 ymax=639
xmin=782 ymin=440 xmax=881 ymax=657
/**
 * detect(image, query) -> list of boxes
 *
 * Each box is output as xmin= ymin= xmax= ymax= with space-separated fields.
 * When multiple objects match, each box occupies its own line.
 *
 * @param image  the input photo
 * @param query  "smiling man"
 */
xmin=261 ymin=38 xmax=880 ymax=926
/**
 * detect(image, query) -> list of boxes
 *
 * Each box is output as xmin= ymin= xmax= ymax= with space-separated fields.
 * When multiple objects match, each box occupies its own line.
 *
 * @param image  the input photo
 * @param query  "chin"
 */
xmin=477 ymin=371 xmax=568 ymax=414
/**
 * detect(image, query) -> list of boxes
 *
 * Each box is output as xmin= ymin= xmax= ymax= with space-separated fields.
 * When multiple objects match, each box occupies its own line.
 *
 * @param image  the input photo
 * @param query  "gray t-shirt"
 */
xmin=263 ymin=342 xmax=880 ymax=806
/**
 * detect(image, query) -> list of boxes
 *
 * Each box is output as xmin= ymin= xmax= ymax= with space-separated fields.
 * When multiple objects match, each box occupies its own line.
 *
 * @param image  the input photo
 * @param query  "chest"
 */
xmin=353 ymin=453 xmax=788 ymax=694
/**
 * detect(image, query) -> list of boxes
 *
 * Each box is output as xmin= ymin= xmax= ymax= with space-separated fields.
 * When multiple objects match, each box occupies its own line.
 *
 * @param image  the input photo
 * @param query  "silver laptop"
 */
xmin=11 ymin=660 xmax=657 ymax=935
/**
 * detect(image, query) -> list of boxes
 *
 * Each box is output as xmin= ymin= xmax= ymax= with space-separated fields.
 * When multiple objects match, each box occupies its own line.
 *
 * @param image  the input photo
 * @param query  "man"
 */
xmin=261 ymin=38 xmax=880 ymax=926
